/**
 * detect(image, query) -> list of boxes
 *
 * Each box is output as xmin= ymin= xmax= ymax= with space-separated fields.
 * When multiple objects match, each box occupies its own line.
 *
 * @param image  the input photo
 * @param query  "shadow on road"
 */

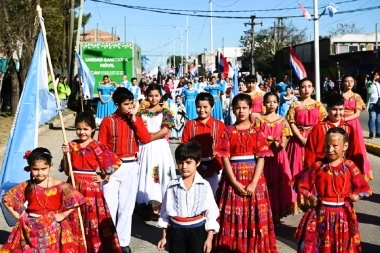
xmin=362 ymin=241 xmax=380 ymax=252
xmin=0 ymin=230 xmax=10 ymax=244
xmin=131 ymin=215 xmax=163 ymax=248
xmin=362 ymin=193 xmax=380 ymax=204
xmin=274 ymin=225 xmax=297 ymax=250
xmin=356 ymin=212 xmax=380 ymax=226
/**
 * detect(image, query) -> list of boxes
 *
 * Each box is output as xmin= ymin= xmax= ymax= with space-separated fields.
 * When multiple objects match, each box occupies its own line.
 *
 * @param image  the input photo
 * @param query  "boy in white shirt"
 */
xmin=157 ymin=142 xmax=219 ymax=253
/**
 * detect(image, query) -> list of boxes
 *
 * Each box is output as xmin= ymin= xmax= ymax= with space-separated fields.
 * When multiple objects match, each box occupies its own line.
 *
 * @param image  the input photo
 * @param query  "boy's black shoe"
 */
xmin=376 ymin=133 xmax=380 ymax=138
xmin=121 ymin=246 xmax=132 ymax=253
xmin=369 ymin=133 xmax=374 ymax=139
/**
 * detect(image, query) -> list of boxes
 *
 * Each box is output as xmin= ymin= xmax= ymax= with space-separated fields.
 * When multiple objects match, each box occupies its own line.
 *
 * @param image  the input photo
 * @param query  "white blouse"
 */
xmin=157 ymin=172 xmax=220 ymax=232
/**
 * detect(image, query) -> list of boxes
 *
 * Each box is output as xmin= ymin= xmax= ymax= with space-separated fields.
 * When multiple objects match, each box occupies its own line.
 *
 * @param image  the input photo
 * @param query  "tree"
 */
xmin=240 ymin=21 xmax=306 ymax=74
xmin=327 ymin=22 xmax=363 ymax=36
xmin=0 ymin=0 xmax=91 ymax=115
xmin=166 ymin=55 xmax=185 ymax=67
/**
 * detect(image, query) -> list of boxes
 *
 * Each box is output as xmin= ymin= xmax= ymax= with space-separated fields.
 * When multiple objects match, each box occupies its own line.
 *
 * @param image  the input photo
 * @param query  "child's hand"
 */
xmin=92 ymin=173 xmax=110 ymax=183
xmin=232 ymin=181 xmax=247 ymax=196
xmin=300 ymin=137 xmax=307 ymax=146
xmin=350 ymin=194 xmax=360 ymax=202
xmin=309 ymin=195 xmax=319 ymax=207
xmin=127 ymin=109 xmax=137 ymax=122
xmin=245 ymin=182 xmax=257 ymax=196
xmin=61 ymin=143 xmax=70 ymax=153
xmin=54 ymin=213 xmax=66 ymax=222
xmin=203 ymin=238 xmax=213 ymax=253
xmin=157 ymin=238 xmax=167 ymax=251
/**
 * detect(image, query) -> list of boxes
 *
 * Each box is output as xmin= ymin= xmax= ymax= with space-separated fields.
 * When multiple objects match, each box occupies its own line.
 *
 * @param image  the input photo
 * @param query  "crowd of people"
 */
xmin=0 ymin=70 xmax=377 ymax=253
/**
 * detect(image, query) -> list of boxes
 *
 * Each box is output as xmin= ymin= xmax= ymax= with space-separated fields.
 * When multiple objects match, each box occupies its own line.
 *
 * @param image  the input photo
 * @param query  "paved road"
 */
xmin=0 ymin=115 xmax=379 ymax=252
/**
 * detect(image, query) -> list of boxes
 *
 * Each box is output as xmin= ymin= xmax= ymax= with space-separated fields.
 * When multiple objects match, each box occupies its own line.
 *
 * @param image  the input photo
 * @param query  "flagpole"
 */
xmin=313 ymin=0 xmax=321 ymax=101
xmin=36 ymin=5 xmax=87 ymax=249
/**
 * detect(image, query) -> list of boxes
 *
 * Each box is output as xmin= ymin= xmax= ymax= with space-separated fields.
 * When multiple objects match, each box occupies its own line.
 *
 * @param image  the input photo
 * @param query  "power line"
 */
xmin=90 ymin=0 xmax=361 ymax=13
xmin=213 ymin=0 xmax=240 ymax=8
xmin=94 ymin=2 xmax=107 ymax=31
xmin=143 ymin=29 xmax=187 ymax=53
xmin=89 ymin=0 xmax=379 ymax=19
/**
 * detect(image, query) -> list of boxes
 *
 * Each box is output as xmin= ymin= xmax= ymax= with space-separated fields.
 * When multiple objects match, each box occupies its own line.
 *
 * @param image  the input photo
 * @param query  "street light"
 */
xmin=174 ymin=26 xmax=183 ymax=75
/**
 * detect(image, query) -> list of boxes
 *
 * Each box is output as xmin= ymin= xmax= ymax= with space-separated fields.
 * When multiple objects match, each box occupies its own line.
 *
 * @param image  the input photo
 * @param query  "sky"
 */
xmin=83 ymin=0 xmax=380 ymax=66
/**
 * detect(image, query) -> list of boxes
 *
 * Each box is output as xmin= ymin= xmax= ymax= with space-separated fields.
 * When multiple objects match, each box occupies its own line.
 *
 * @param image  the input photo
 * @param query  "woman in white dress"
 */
xmin=136 ymin=84 xmax=177 ymax=220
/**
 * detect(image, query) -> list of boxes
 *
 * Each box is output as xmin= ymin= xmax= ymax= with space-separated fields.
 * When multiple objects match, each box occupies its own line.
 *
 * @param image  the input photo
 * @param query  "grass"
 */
xmin=0 ymin=112 xmax=13 ymax=146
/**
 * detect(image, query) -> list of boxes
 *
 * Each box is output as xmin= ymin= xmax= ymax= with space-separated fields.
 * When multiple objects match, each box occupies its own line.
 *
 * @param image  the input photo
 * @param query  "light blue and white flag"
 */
xmin=232 ymin=66 xmax=240 ymax=96
xmin=76 ymin=51 xmax=95 ymax=99
xmin=0 ymin=31 xmax=57 ymax=226
xmin=177 ymin=64 xmax=183 ymax=77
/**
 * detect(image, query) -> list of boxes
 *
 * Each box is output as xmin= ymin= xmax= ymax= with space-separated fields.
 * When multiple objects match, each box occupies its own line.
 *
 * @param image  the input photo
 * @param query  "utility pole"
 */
xmin=244 ymin=15 xmax=262 ymax=75
xmin=124 ymin=16 xmax=127 ymax=41
xmin=313 ymin=0 xmax=321 ymax=101
xmin=210 ymin=0 xmax=213 ymax=53
xmin=68 ymin=0 xmax=75 ymax=79
xmin=186 ymin=15 xmax=189 ymax=74
xmin=73 ymin=0 xmax=84 ymax=76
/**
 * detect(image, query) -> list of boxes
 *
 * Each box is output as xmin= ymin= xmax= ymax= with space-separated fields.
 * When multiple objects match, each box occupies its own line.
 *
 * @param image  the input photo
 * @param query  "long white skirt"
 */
xmin=137 ymin=138 xmax=177 ymax=205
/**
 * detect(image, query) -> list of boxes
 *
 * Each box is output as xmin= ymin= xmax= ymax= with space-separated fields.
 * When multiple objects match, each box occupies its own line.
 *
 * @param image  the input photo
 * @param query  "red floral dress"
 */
xmin=66 ymin=140 xmax=122 ymax=253
xmin=213 ymin=125 xmax=278 ymax=253
xmin=292 ymin=159 xmax=372 ymax=253
xmin=0 ymin=182 xmax=86 ymax=253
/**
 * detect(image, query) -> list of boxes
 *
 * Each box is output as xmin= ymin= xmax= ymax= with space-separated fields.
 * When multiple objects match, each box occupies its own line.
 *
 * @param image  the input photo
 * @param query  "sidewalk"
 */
xmin=363 ymin=130 xmax=380 ymax=156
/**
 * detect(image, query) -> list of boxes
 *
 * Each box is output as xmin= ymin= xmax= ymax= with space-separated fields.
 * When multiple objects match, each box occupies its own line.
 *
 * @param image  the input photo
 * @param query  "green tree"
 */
xmin=327 ymin=22 xmax=363 ymax=36
xmin=166 ymin=55 xmax=185 ymax=67
xmin=240 ymin=21 xmax=306 ymax=74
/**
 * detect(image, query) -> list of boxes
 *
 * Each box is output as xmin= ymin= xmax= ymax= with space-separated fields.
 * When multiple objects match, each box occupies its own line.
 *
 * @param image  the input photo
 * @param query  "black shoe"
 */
xmin=376 ymin=133 xmax=380 ymax=138
xmin=121 ymin=246 xmax=132 ymax=253
xmin=369 ymin=133 xmax=374 ymax=139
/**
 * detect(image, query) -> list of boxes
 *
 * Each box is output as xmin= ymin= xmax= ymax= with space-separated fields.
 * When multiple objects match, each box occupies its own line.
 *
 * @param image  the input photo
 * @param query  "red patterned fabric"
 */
xmin=182 ymin=117 xmax=226 ymax=176
xmin=213 ymin=125 xmax=278 ymax=253
xmin=98 ymin=112 xmax=151 ymax=158
xmin=67 ymin=140 xmax=122 ymax=253
xmin=1 ymin=182 xmax=86 ymax=252
xmin=292 ymin=160 xmax=372 ymax=253
xmin=304 ymin=119 xmax=364 ymax=173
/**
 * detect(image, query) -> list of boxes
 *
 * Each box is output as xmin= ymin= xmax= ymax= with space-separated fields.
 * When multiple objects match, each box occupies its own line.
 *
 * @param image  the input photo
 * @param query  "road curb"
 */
xmin=0 ymin=113 xmax=75 ymax=155
xmin=365 ymin=141 xmax=380 ymax=157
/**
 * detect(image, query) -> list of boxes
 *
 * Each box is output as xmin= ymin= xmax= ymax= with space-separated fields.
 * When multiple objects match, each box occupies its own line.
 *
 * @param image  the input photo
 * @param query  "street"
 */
xmin=0 ymin=114 xmax=379 ymax=252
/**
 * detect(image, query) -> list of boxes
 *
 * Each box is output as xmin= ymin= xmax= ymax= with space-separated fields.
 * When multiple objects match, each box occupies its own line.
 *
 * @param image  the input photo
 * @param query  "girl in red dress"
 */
xmin=245 ymin=75 xmax=264 ymax=118
xmin=292 ymin=127 xmax=371 ymax=253
xmin=61 ymin=112 xmax=122 ymax=253
xmin=342 ymin=75 xmax=372 ymax=180
xmin=255 ymin=92 xmax=295 ymax=226
xmin=1 ymin=148 xmax=86 ymax=252
xmin=213 ymin=93 xmax=278 ymax=253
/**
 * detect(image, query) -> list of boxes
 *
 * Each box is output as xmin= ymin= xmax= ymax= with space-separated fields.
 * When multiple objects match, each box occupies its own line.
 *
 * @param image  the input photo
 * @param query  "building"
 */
xmin=197 ymin=47 xmax=243 ymax=76
xmin=80 ymin=29 xmax=120 ymax=42
xmin=274 ymin=32 xmax=380 ymax=83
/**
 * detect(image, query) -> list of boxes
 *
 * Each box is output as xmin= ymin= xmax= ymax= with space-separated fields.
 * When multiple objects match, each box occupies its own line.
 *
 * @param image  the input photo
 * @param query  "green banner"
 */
xmin=80 ymin=42 xmax=133 ymax=96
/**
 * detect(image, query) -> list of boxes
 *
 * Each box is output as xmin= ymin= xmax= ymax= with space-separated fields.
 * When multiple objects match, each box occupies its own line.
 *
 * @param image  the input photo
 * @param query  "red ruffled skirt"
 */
xmin=213 ymin=160 xmax=278 ymax=253
xmin=295 ymin=203 xmax=362 ymax=253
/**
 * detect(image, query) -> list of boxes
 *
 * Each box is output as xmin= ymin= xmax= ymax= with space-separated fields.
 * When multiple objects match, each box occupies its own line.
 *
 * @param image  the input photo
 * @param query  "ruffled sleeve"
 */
xmin=285 ymin=102 xmax=297 ymax=123
xmin=281 ymin=118 xmax=292 ymax=137
xmin=255 ymin=128 xmax=273 ymax=157
xmin=161 ymin=108 xmax=175 ymax=129
xmin=89 ymin=141 xmax=122 ymax=174
xmin=60 ymin=183 xmax=86 ymax=211
xmin=290 ymin=162 xmax=320 ymax=198
xmin=215 ymin=128 xmax=231 ymax=158
xmin=2 ymin=181 xmax=28 ymax=214
xmin=97 ymin=86 xmax=103 ymax=92
xmin=346 ymin=160 xmax=372 ymax=198
xmin=354 ymin=93 xmax=366 ymax=111
xmin=316 ymin=101 xmax=328 ymax=121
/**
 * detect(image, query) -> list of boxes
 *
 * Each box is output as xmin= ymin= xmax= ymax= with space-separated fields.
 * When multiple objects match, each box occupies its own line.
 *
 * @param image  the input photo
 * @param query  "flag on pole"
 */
xmin=0 ymin=31 xmax=57 ymax=226
xmin=325 ymin=3 xmax=338 ymax=17
xmin=190 ymin=65 xmax=198 ymax=77
xmin=232 ymin=66 xmax=239 ymax=96
xmin=290 ymin=46 xmax=307 ymax=80
xmin=298 ymin=2 xmax=312 ymax=20
xmin=177 ymin=64 xmax=183 ymax=77
xmin=76 ymin=52 xmax=95 ymax=99
xmin=219 ymin=53 xmax=229 ymax=78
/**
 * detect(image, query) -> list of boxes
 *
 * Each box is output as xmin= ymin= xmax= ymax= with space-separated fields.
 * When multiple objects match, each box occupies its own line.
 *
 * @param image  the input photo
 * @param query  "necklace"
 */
xmin=34 ymin=178 xmax=49 ymax=211
xmin=328 ymin=162 xmax=347 ymax=203
xmin=235 ymin=124 xmax=251 ymax=155
xmin=300 ymin=99 xmax=312 ymax=109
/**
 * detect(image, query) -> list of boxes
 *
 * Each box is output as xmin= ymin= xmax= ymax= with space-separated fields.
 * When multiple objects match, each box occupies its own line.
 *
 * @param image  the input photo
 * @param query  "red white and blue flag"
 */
xmin=219 ymin=53 xmax=229 ymax=78
xmin=290 ymin=46 xmax=307 ymax=80
xmin=190 ymin=64 xmax=198 ymax=77
xmin=298 ymin=2 xmax=312 ymax=20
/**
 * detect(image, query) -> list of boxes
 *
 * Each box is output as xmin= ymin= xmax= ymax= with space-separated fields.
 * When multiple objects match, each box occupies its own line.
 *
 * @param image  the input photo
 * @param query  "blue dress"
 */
xmin=183 ymin=89 xmax=198 ymax=120
xmin=96 ymin=85 xmax=117 ymax=125
xmin=204 ymin=85 xmax=223 ymax=121
xmin=278 ymin=94 xmax=298 ymax=117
